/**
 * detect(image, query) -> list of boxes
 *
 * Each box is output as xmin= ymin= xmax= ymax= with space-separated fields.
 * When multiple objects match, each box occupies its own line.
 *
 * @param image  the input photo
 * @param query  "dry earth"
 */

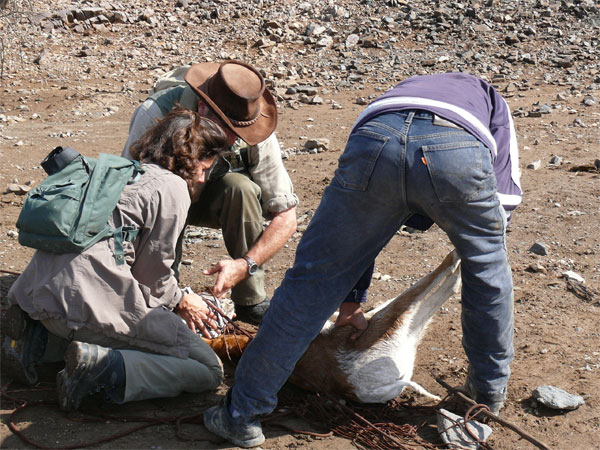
xmin=1 ymin=1 xmax=599 ymax=449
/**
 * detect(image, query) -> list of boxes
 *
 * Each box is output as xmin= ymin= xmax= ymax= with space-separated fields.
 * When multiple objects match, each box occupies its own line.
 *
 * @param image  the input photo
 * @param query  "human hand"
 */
xmin=203 ymin=258 xmax=248 ymax=298
xmin=334 ymin=302 xmax=368 ymax=340
xmin=176 ymin=292 xmax=219 ymax=338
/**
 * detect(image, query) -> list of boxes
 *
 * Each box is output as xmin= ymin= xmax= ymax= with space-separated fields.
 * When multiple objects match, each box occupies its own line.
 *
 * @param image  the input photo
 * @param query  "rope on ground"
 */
xmin=1 ymin=381 xmax=221 ymax=449
xmin=271 ymin=383 xmax=442 ymax=450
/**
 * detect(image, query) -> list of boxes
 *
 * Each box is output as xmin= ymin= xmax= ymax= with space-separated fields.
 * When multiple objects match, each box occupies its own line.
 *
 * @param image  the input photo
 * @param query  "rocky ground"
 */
xmin=0 ymin=0 xmax=599 ymax=449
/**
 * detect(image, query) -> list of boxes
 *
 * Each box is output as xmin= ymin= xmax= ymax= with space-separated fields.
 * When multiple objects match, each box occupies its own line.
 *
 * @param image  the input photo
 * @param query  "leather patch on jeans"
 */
xmin=433 ymin=114 xmax=461 ymax=129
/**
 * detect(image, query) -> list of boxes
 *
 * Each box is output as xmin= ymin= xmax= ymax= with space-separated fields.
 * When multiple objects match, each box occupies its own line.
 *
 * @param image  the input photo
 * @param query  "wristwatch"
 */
xmin=242 ymin=255 xmax=259 ymax=276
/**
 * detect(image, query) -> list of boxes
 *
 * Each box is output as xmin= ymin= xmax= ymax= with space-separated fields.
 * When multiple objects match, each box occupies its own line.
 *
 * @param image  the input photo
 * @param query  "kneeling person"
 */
xmin=4 ymin=109 xmax=228 ymax=410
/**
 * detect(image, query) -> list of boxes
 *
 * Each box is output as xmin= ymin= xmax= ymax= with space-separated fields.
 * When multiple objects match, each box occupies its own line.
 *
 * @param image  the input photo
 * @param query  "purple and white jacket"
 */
xmin=352 ymin=72 xmax=522 ymax=219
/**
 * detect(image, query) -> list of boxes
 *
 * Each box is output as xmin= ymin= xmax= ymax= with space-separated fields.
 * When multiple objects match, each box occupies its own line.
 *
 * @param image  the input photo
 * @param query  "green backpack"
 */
xmin=16 ymin=147 xmax=145 ymax=265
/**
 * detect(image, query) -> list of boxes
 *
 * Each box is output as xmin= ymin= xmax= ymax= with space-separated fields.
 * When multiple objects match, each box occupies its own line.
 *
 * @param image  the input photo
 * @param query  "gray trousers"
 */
xmin=42 ymin=319 xmax=223 ymax=403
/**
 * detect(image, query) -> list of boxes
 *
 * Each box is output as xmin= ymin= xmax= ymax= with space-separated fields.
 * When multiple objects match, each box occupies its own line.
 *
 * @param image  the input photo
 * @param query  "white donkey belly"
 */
xmin=337 ymin=333 xmax=420 ymax=403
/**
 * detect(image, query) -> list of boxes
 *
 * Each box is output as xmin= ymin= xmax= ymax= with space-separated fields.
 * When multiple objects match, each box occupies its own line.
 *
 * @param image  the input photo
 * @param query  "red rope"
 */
xmin=2 ymin=381 xmax=217 ymax=449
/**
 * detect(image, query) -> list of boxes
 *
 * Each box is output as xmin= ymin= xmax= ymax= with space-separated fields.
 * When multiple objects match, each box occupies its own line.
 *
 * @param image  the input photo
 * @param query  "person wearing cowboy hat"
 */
xmin=122 ymin=61 xmax=298 ymax=325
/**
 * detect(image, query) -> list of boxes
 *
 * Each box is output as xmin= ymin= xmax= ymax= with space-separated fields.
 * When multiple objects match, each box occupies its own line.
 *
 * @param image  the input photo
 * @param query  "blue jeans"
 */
xmin=230 ymin=110 xmax=514 ymax=418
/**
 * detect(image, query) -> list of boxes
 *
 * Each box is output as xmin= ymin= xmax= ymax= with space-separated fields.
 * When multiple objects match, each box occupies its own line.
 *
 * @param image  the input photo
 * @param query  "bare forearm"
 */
xmin=207 ymin=207 xmax=297 ymax=298
xmin=246 ymin=207 xmax=297 ymax=266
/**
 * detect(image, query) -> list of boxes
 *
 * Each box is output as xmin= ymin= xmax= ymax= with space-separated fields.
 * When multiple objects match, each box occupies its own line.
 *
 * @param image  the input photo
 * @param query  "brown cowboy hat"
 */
xmin=184 ymin=60 xmax=277 ymax=146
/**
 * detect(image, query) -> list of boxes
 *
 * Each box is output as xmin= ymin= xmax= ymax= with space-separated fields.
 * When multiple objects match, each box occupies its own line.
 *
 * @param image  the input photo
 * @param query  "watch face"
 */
xmin=244 ymin=256 xmax=258 ymax=275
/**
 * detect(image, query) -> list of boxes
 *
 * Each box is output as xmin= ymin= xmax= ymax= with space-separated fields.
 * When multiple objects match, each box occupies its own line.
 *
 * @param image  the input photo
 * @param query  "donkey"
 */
xmin=288 ymin=250 xmax=461 ymax=403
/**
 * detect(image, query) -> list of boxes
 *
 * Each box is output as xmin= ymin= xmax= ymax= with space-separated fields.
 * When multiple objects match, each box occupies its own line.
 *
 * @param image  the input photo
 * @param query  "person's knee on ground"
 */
xmin=188 ymin=333 xmax=225 ymax=391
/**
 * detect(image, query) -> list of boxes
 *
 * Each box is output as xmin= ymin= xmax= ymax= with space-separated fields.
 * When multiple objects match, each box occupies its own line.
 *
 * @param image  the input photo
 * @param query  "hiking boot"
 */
xmin=1 ymin=305 xmax=48 ymax=385
xmin=203 ymin=393 xmax=265 ymax=448
xmin=235 ymin=297 xmax=270 ymax=326
xmin=459 ymin=377 xmax=505 ymax=415
xmin=57 ymin=341 xmax=125 ymax=411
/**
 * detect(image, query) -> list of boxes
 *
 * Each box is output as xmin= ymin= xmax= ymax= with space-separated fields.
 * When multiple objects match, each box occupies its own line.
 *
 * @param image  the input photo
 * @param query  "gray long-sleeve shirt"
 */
xmin=8 ymin=163 xmax=194 ymax=358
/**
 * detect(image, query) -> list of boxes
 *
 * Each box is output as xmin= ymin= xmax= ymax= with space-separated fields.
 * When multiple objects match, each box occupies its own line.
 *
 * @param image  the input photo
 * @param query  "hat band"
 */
xmin=226 ymin=105 xmax=262 ymax=127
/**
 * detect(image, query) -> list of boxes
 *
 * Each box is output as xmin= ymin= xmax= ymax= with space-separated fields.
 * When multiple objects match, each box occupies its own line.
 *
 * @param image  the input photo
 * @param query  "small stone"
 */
xmin=549 ymin=155 xmax=562 ymax=166
xmin=527 ymin=262 xmax=547 ymax=273
xmin=532 ymin=385 xmax=585 ymax=410
xmin=304 ymin=138 xmax=330 ymax=151
xmin=527 ymin=160 xmax=541 ymax=170
xmin=582 ymin=96 xmax=596 ymax=107
xmin=5 ymin=183 xmax=31 ymax=195
xmin=181 ymin=259 xmax=193 ymax=266
xmin=562 ymin=271 xmax=585 ymax=283
xmin=33 ymin=50 xmax=47 ymax=65
xmin=345 ymin=33 xmax=359 ymax=49
xmin=315 ymin=35 xmax=333 ymax=48
xmin=529 ymin=242 xmax=548 ymax=256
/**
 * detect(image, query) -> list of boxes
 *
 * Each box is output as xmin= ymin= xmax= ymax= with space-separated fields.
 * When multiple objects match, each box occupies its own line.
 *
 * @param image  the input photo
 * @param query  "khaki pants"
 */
xmin=186 ymin=172 xmax=267 ymax=306
xmin=42 ymin=319 xmax=223 ymax=403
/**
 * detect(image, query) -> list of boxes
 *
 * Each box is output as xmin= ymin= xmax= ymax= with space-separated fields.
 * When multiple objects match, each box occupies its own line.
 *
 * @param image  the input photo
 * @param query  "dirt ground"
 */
xmin=1 ymin=12 xmax=600 ymax=450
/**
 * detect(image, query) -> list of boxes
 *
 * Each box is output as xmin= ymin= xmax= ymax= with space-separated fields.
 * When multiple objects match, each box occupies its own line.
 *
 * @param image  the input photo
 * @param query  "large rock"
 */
xmin=532 ymin=385 xmax=585 ymax=410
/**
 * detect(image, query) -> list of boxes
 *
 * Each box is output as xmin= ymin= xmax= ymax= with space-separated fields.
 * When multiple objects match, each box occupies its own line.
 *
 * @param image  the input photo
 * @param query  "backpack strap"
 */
xmin=113 ymin=159 xmax=144 ymax=265
xmin=128 ymin=160 xmax=145 ymax=184
xmin=112 ymin=225 xmax=139 ymax=266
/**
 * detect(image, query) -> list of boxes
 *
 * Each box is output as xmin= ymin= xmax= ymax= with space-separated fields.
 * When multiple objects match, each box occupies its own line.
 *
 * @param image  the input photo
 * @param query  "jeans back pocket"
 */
xmin=333 ymin=129 xmax=388 ymax=191
xmin=423 ymin=141 xmax=496 ymax=203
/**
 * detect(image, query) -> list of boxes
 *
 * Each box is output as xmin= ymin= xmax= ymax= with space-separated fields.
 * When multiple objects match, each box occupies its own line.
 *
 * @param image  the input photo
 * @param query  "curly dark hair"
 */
xmin=129 ymin=107 xmax=229 ymax=187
